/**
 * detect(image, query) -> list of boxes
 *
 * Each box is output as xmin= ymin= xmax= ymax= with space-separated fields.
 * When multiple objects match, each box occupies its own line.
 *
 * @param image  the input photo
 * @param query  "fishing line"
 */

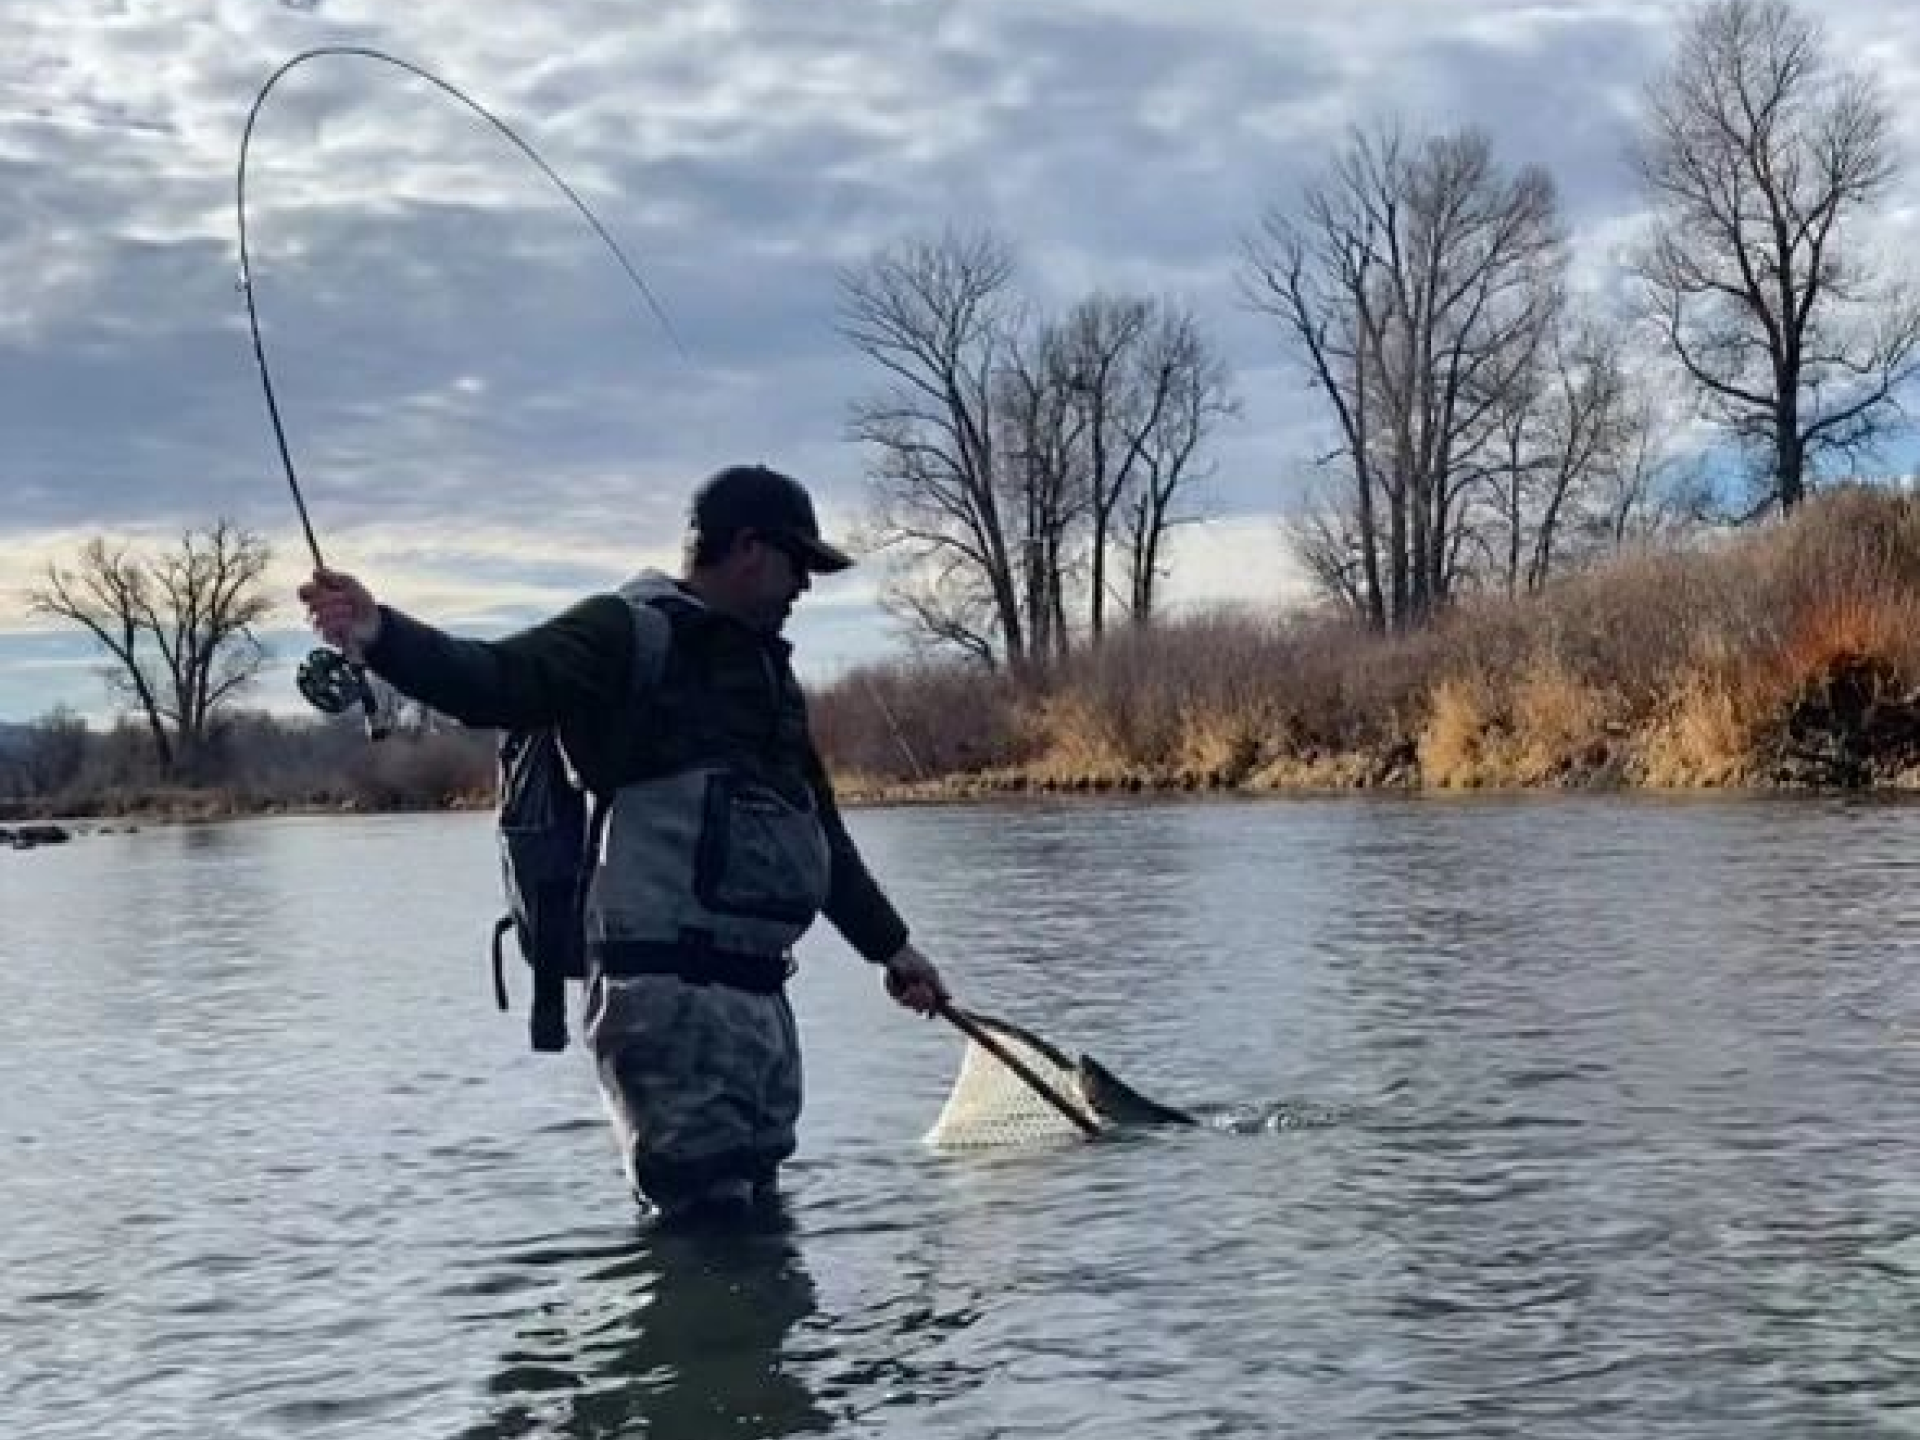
xmin=235 ymin=45 xmax=687 ymax=734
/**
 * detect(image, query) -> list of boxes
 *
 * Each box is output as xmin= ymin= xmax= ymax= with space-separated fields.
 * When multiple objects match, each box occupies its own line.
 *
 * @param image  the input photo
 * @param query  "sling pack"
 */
xmin=489 ymin=724 xmax=595 ymax=1052
xmin=487 ymin=587 xmax=674 ymax=1052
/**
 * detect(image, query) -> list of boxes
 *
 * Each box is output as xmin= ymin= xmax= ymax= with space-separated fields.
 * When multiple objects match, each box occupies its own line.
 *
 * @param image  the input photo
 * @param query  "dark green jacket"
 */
xmin=365 ymin=587 xmax=911 ymax=966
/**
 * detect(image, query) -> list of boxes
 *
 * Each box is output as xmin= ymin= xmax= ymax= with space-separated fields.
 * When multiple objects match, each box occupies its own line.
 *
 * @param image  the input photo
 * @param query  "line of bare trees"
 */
xmin=1236 ymin=0 xmax=1920 ymax=633
xmin=1237 ymin=122 xmax=1732 ymax=630
xmin=836 ymin=231 xmax=1237 ymax=671
xmin=841 ymin=0 xmax=1920 ymax=646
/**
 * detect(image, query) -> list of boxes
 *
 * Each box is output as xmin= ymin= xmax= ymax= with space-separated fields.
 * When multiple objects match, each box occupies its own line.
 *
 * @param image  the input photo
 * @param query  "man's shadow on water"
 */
xmin=462 ymin=1202 xmax=836 ymax=1440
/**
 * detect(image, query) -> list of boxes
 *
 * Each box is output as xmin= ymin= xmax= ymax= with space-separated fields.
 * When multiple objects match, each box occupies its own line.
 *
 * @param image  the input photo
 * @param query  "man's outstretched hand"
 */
xmin=883 ymin=942 xmax=949 ymax=1017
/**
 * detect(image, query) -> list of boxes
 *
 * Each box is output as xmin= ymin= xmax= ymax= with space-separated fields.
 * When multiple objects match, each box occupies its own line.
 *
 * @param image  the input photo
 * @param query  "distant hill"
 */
xmin=0 ymin=722 xmax=30 ymax=760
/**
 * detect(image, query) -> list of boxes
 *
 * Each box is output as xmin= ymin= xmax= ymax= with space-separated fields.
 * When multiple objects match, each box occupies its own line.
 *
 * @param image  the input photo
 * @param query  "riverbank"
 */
xmin=10 ymin=726 xmax=1920 ymax=840
xmin=0 ymin=790 xmax=492 ymax=830
xmin=12 ymin=735 xmax=1920 ymax=841
xmin=8 ymin=486 xmax=1920 ymax=830
xmin=814 ymin=486 xmax=1920 ymax=802
xmin=830 ymin=690 xmax=1920 ymax=805
xmin=830 ymin=661 xmax=1920 ymax=803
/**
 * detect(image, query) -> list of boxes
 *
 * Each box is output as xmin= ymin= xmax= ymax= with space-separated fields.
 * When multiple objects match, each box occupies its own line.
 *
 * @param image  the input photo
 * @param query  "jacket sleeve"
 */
xmin=363 ymin=594 xmax=636 ymax=730
xmin=806 ymin=746 xmax=911 ymax=965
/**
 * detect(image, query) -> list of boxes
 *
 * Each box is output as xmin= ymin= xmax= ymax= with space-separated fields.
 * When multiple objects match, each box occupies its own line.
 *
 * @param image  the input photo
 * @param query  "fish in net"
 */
xmin=922 ymin=1010 xmax=1102 ymax=1148
xmin=923 ymin=1006 xmax=1201 ymax=1147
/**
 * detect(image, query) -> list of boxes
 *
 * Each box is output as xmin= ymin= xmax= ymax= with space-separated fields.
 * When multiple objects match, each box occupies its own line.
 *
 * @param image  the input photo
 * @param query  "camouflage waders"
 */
xmin=586 ymin=972 xmax=802 ymax=1212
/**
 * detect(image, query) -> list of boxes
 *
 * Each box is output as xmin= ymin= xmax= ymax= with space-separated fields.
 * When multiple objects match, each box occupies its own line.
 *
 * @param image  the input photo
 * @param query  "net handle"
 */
xmin=939 ymin=1002 xmax=1102 ymax=1138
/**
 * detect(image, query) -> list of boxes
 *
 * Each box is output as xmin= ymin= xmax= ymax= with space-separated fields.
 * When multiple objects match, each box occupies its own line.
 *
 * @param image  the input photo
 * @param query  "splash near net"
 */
xmin=923 ymin=1010 xmax=1101 ymax=1149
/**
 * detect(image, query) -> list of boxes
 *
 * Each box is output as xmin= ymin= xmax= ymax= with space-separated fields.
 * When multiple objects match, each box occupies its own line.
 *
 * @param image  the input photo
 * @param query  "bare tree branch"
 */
xmin=1630 ymin=0 xmax=1920 ymax=514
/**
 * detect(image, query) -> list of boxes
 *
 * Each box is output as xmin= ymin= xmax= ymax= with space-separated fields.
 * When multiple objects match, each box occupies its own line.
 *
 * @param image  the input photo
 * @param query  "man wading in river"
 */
xmin=300 ymin=464 xmax=949 ymax=1220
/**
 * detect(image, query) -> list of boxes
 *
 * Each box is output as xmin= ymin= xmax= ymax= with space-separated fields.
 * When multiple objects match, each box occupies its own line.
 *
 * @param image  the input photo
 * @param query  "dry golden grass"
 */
xmin=1021 ymin=689 xmax=1141 ymax=779
xmin=1639 ymin=682 xmax=1757 ymax=787
xmin=1508 ymin=660 xmax=1619 ymax=784
xmin=1630 ymin=624 xmax=1791 ymax=787
xmin=1402 ymin=660 xmax=1615 ymax=789
xmin=1245 ymin=750 xmax=1406 ymax=790
xmin=1173 ymin=705 xmax=1266 ymax=781
xmin=1416 ymin=674 xmax=1500 ymax=788
xmin=807 ymin=486 xmax=1920 ymax=796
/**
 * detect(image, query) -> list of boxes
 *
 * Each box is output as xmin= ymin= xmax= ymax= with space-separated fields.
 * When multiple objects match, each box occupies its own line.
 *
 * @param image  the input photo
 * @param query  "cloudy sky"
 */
xmin=3 ymin=0 xmax=1918 ymax=724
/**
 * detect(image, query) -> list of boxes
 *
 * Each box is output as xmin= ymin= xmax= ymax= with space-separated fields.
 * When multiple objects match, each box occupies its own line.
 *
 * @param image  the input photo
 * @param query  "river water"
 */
xmin=2 ymin=796 xmax=1916 ymax=1438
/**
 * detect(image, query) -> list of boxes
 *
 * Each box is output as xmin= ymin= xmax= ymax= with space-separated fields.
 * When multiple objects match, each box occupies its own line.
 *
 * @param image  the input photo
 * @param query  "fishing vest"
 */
xmin=583 ymin=580 xmax=832 ymax=986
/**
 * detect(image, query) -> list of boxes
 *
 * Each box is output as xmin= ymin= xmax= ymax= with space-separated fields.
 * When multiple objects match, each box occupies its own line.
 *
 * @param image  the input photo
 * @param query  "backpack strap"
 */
xmin=623 ymin=592 xmax=676 ymax=696
xmin=509 ymin=595 xmax=682 ymax=1052
xmin=526 ymin=889 xmax=574 ymax=1052
xmin=490 ymin=915 xmax=514 ymax=1012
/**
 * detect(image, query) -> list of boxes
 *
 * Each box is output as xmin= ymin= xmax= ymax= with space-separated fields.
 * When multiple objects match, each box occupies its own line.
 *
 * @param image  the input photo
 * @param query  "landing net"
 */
xmin=922 ymin=1011 xmax=1098 ymax=1149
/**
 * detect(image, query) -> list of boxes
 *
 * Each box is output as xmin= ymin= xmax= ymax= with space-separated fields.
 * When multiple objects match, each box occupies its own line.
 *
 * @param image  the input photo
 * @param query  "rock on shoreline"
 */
xmin=1 ymin=823 xmax=72 ymax=850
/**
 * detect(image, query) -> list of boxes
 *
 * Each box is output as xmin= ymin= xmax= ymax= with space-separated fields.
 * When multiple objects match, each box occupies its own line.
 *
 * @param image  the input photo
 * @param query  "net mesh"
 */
xmin=923 ymin=1014 xmax=1098 ymax=1149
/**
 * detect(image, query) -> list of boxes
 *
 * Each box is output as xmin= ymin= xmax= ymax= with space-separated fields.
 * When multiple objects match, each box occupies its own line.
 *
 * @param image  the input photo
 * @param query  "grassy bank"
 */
xmin=0 ymin=717 xmax=496 ymax=827
xmin=811 ymin=485 xmax=1920 ymax=800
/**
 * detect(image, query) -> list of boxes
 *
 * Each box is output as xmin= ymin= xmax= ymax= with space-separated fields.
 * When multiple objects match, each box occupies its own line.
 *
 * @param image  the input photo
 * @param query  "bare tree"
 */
xmin=1053 ymin=295 xmax=1153 ymax=641
xmin=1475 ymin=317 xmax=1644 ymax=595
xmin=1632 ymin=0 xmax=1920 ymax=515
xmin=1117 ymin=307 xmax=1236 ymax=622
xmin=838 ymin=230 xmax=1033 ymax=669
xmin=1244 ymin=143 xmax=1390 ymax=629
xmin=1010 ymin=296 xmax=1234 ymax=637
xmin=997 ymin=322 xmax=1090 ymax=663
xmin=28 ymin=539 xmax=172 ymax=765
xmin=1585 ymin=389 xmax=1720 ymax=552
xmin=20 ymin=707 xmax=88 ymax=797
xmin=1244 ymin=122 xmax=1564 ymax=630
xmin=1289 ymin=492 xmax=1374 ymax=618
xmin=881 ymin=561 xmax=1002 ymax=669
xmin=28 ymin=521 xmax=273 ymax=771
xmin=842 ymin=232 xmax=1232 ymax=665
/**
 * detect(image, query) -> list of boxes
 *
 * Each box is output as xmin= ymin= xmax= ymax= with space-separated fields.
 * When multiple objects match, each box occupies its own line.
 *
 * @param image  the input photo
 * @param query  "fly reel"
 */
xmin=296 ymin=647 xmax=362 ymax=714
xmin=296 ymin=648 xmax=388 ymax=738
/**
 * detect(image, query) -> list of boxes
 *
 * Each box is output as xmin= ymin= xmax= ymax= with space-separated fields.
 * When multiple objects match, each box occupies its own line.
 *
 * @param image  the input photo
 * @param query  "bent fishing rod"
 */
xmin=235 ymin=45 xmax=686 ymax=736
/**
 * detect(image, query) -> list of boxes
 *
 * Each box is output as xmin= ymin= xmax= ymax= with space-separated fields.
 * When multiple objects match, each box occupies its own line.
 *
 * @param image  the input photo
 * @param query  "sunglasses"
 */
xmin=755 ymin=530 xmax=813 ymax=572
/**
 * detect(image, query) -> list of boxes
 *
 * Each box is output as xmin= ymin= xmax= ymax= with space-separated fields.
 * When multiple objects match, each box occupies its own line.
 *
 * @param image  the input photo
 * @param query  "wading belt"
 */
xmin=596 ymin=934 xmax=794 ymax=994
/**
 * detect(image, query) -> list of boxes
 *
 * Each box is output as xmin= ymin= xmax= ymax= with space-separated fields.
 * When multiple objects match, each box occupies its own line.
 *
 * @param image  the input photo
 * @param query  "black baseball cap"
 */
xmin=690 ymin=464 xmax=854 ymax=573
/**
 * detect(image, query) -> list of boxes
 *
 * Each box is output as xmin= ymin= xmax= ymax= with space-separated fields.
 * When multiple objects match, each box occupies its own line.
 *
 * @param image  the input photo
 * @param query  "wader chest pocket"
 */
xmin=692 ymin=775 xmax=829 ymax=923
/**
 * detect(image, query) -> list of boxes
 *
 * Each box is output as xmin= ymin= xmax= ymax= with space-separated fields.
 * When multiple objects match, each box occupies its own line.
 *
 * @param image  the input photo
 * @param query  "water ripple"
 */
xmin=3 ymin=803 xmax=1919 ymax=1437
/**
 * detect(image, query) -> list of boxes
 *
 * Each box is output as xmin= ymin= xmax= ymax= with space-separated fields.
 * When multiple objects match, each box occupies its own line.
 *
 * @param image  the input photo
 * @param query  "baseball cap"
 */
xmin=689 ymin=464 xmax=854 ymax=573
